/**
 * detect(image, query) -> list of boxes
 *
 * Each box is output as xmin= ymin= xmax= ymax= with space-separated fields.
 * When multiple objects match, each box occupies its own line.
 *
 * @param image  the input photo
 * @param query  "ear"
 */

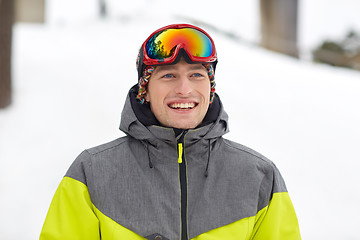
xmin=144 ymin=91 xmax=150 ymax=103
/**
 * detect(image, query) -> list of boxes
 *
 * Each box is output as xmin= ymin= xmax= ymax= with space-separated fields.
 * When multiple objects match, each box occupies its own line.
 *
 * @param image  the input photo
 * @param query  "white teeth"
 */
xmin=170 ymin=102 xmax=195 ymax=109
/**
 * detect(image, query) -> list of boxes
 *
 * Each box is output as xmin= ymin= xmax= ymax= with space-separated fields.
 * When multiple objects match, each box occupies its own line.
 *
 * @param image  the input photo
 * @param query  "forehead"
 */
xmin=153 ymin=60 xmax=206 ymax=74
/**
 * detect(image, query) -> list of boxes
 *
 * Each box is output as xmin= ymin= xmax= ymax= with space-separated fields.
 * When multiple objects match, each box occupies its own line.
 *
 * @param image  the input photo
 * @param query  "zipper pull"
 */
xmin=178 ymin=143 xmax=183 ymax=163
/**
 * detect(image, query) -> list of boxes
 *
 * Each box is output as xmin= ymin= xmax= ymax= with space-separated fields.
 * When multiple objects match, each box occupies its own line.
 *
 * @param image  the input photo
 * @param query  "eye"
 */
xmin=162 ymin=73 xmax=175 ymax=79
xmin=192 ymin=72 xmax=205 ymax=78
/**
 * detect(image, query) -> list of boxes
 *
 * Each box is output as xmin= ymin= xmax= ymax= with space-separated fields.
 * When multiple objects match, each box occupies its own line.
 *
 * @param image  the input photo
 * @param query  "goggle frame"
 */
xmin=141 ymin=24 xmax=218 ymax=67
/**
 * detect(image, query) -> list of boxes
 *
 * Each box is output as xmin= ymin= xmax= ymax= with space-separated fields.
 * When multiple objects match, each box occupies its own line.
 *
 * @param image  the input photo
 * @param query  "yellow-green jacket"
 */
xmin=40 ymin=86 xmax=301 ymax=240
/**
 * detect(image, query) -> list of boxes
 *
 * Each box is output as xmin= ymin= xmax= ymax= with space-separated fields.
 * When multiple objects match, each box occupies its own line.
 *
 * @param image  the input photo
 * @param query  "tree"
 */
xmin=99 ymin=0 xmax=107 ymax=18
xmin=260 ymin=0 xmax=299 ymax=58
xmin=0 ymin=0 xmax=14 ymax=108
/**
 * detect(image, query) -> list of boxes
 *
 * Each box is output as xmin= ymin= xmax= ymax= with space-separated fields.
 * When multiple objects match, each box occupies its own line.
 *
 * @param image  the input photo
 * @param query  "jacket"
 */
xmin=40 ymin=85 xmax=301 ymax=240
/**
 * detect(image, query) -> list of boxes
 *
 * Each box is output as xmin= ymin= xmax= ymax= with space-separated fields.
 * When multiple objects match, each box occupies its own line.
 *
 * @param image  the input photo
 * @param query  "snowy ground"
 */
xmin=1 ymin=1 xmax=360 ymax=239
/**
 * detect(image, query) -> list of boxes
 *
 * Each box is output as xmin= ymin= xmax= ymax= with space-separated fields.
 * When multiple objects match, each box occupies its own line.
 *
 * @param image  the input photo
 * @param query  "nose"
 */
xmin=174 ymin=75 xmax=192 ymax=96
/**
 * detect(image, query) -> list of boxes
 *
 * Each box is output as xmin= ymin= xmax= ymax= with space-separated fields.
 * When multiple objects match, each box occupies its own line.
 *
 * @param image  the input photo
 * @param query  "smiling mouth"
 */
xmin=168 ymin=102 xmax=197 ymax=110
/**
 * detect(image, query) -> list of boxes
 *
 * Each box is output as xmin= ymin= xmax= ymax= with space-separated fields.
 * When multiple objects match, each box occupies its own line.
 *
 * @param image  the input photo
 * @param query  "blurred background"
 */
xmin=1 ymin=0 xmax=360 ymax=239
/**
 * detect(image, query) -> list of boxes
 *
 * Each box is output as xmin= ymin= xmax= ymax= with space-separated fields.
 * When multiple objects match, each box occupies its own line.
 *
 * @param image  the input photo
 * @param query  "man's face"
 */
xmin=145 ymin=59 xmax=211 ymax=129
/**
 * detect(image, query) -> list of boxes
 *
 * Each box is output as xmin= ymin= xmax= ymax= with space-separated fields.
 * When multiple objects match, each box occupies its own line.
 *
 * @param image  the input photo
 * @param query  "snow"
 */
xmin=1 ymin=1 xmax=360 ymax=239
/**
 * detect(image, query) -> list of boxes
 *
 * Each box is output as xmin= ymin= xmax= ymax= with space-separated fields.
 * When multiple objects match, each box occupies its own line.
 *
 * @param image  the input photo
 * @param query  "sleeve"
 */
xmin=39 ymin=176 xmax=100 ymax=240
xmin=250 ymin=163 xmax=301 ymax=240
xmin=250 ymin=192 xmax=301 ymax=240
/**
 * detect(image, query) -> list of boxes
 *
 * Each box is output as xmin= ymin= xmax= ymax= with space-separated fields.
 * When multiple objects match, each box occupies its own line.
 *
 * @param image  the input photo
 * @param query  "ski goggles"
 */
xmin=140 ymin=24 xmax=217 ymax=66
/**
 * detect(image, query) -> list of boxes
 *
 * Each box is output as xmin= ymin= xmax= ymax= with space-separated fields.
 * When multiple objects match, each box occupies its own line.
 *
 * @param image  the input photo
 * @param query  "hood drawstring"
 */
xmin=142 ymin=141 xmax=153 ymax=168
xmin=204 ymin=139 xmax=211 ymax=178
xmin=147 ymin=143 xmax=153 ymax=168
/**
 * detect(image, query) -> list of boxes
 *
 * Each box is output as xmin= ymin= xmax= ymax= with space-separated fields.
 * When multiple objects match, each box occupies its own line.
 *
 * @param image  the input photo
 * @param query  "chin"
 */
xmin=171 ymin=122 xmax=198 ymax=129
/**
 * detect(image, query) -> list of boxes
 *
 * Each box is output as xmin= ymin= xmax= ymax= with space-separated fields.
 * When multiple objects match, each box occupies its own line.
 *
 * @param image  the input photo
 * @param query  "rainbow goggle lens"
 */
xmin=141 ymin=24 xmax=217 ymax=66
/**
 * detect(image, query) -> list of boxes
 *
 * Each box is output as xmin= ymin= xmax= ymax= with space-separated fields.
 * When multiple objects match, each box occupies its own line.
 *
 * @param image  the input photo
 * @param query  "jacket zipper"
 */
xmin=177 ymin=131 xmax=188 ymax=240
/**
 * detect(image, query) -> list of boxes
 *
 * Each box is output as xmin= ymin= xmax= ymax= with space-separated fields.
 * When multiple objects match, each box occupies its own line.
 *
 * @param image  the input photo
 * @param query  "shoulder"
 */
xmin=221 ymin=138 xmax=273 ymax=167
xmin=220 ymin=138 xmax=287 ymax=192
xmin=86 ymin=136 xmax=131 ymax=156
xmin=65 ymin=136 xmax=135 ymax=184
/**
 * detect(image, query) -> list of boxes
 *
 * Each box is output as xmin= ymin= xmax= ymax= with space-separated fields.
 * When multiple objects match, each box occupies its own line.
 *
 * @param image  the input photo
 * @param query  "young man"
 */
xmin=40 ymin=24 xmax=301 ymax=240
